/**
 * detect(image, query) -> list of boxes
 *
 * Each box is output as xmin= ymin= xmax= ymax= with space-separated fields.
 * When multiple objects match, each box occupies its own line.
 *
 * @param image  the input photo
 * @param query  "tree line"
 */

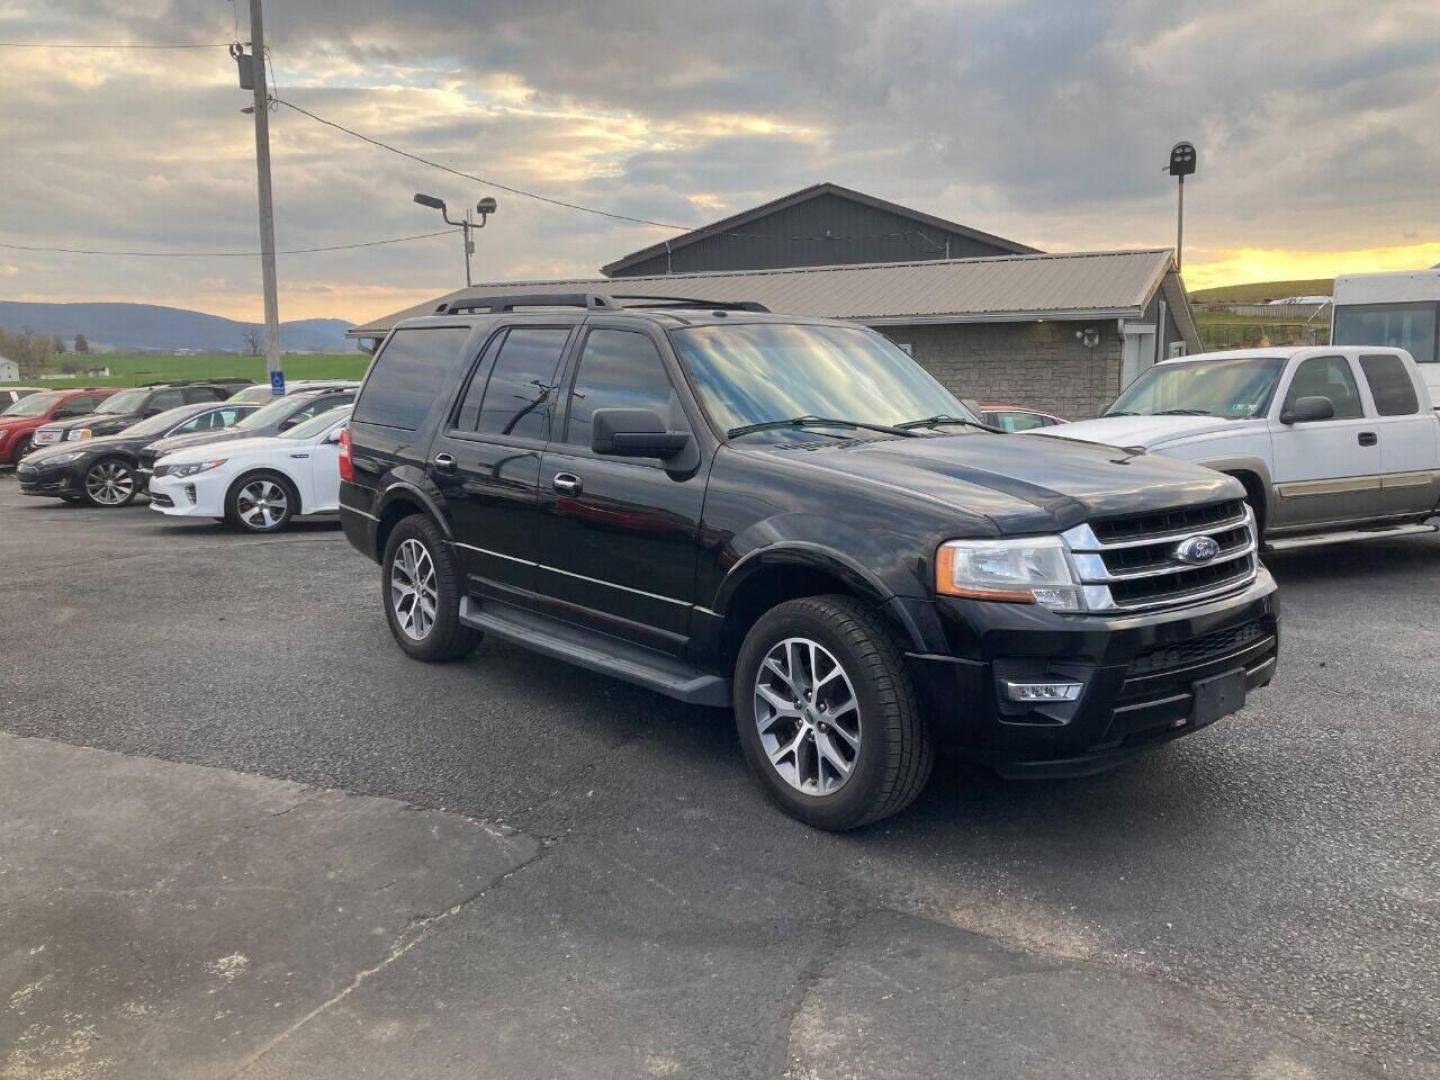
xmin=0 ymin=326 xmax=92 ymax=377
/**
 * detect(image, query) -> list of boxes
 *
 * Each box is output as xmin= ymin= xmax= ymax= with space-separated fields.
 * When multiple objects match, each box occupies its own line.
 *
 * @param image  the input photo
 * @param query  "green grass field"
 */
xmin=1189 ymin=278 xmax=1334 ymax=304
xmin=0 ymin=352 xmax=370 ymax=389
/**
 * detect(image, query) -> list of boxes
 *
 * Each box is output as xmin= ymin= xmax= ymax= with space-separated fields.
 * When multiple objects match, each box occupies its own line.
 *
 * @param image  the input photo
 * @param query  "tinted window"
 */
xmin=353 ymin=327 xmax=471 ymax=430
xmin=1284 ymin=356 xmax=1364 ymax=420
xmin=454 ymin=332 xmax=506 ymax=431
xmin=566 ymin=330 xmax=676 ymax=448
xmin=182 ymin=386 xmax=222 ymax=404
xmin=466 ymin=329 xmax=571 ymax=440
xmin=149 ymin=389 xmax=185 ymax=413
xmin=1334 ymin=303 xmax=1438 ymax=364
xmin=1359 ymin=354 xmax=1420 ymax=416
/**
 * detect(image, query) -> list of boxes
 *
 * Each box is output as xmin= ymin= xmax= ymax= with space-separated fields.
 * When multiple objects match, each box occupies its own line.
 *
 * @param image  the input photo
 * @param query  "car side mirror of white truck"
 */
xmin=1280 ymin=395 xmax=1335 ymax=424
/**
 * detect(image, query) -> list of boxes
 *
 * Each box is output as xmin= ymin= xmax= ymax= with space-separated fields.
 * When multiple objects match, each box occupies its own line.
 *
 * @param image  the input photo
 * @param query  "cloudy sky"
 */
xmin=2 ymin=0 xmax=1438 ymax=324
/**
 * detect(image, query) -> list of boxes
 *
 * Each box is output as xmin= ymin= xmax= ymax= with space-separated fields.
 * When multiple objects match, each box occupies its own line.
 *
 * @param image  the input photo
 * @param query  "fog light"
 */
xmin=185 ymin=484 xmax=197 ymax=504
xmin=1002 ymin=680 xmax=1083 ymax=703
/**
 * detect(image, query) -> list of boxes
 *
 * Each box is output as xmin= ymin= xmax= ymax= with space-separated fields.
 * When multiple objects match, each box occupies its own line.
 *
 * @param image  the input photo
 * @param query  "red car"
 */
xmin=0 ymin=387 xmax=117 ymax=465
xmin=976 ymin=403 xmax=1068 ymax=433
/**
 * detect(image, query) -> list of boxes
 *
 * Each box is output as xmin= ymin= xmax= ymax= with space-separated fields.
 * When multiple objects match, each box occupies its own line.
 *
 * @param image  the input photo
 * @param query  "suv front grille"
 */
xmin=1128 ymin=619 xmax=1270 ymax=677
xmin=1063 ymin=499 xmax=1258 ymax=613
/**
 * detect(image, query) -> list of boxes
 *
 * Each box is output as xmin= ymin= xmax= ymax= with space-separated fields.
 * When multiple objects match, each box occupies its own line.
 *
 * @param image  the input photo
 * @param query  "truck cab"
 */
xmin=1039 ymin=346 xmax=1440 ymax=551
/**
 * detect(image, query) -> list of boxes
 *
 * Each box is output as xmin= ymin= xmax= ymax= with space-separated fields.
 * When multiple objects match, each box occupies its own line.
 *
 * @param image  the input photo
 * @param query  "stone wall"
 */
xmin=879 ymin=321 xmax=1124 ymax=419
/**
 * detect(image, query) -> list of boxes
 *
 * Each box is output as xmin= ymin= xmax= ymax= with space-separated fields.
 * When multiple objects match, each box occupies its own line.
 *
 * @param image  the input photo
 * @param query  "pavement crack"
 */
xmin=222 ymin=840 xmax=552 ymax=1078
xmin=770 ymin=901 xmax=867 ymax=1079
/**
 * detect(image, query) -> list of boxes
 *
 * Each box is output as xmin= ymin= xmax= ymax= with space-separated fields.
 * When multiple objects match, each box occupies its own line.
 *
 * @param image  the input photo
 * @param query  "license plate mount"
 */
xmin=1192 ymin=668 xmax=1247 ymax=728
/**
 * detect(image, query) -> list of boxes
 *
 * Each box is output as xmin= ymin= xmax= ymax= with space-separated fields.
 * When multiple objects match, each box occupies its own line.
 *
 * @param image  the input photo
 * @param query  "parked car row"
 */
xmin=9 ymin=381 xmax=357 ymax=531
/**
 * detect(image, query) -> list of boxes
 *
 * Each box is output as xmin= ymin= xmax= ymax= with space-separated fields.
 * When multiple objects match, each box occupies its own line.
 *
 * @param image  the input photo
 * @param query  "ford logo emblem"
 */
xmin=1173 ymin=535 xmax=1221 ymax=565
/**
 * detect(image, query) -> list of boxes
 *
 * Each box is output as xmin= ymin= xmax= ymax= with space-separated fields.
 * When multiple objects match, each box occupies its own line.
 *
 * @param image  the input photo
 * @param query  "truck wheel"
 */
xmin=734 ymin=595 xmax=933 ymax=830
xmin=381 ymin=515 xmax=480 ymax=662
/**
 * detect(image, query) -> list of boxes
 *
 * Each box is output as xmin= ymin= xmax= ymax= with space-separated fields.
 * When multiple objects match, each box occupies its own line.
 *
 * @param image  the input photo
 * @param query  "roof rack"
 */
xmin=435 ymin=292 xmax=769 ymax=315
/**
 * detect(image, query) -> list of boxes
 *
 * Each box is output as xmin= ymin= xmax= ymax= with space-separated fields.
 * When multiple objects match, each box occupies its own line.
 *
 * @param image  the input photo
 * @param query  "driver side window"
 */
xmin=1282 ymin=356 xmax=1363 ymax=421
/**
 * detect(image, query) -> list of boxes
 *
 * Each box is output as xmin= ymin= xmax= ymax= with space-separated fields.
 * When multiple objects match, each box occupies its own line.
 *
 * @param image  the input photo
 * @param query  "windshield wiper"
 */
xmin=1153 ymin=408 xmax=1212 ymax=416
xmin=726 ymin=415 xmax=918 ymax=440
xmin=897 ymin=413 xmax=999 ymax=433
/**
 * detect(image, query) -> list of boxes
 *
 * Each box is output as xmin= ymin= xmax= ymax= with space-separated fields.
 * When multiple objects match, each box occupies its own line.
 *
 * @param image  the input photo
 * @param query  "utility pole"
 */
xmin=248 ymin=0 xmax=283 ymax=396
xmin=1166 ymin=141 xmax=1197 ymax=272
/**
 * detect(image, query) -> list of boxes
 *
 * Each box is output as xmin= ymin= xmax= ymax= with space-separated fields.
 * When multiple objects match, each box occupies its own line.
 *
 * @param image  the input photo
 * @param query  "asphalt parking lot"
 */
xmin=2 ymin=474 xmax=1437 ymax=1079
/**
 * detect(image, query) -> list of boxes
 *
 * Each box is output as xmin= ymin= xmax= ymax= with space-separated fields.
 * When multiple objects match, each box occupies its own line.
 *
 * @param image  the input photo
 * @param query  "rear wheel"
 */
xmin=734 ymin=595 xmax=933 ymax=830
xmin=12 ymin=435 xmax=32 ymax=460
xmin=81 ymin=457 xmax=138 ymax=507
xmin=381 ymin=515 xmax=480 ymax=662
xmin=225 ymin=471 xmax=297 ymax=533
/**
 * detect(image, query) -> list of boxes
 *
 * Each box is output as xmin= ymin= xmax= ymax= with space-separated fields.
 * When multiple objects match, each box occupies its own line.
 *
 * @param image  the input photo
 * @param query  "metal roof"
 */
xmin=600 ymin=181 xmax=1039 ymax=276
xmin=351 ymin=248 xmax=1196 ymax=346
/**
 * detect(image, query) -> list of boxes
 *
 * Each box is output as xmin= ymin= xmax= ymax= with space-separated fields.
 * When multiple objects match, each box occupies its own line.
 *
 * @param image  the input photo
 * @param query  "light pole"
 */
xmin=1166 ymin=141 xmax=1197 ymax=271
xmin=414 ymin=194 xmax=498 ymax=287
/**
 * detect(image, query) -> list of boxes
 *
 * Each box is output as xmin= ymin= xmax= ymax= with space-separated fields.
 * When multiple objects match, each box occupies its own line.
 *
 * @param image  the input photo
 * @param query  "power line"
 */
xmin=0 ymin=229 xmax=454 ymax=258
xmin=272 ymin=97 xmax=691 ymax=232
xmin=0 ymin=41 xmax=233 ymax=48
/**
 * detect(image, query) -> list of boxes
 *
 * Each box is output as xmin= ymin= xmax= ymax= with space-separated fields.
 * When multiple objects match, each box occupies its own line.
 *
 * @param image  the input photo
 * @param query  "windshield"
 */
xmin=669 ymin=323 xmax=976 ymax=437
xmin=2 ymin=392 xmax=63 ymax=418
xmin=123 ymin=406 xmax=200 ymax=438
xmin=234 ymin=396 xmax=299 ymax=430
xmin=280 ymin=405 xmax=351 ymax=440
xmin=1107 ymin=357 xmax=1285 ymax=419
xmin=95 ymin=389 xmax=149 ymax=415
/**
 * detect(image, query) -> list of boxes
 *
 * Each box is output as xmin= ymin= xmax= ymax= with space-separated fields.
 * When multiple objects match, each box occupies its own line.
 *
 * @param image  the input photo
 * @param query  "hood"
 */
xmin=24 ymin=429 xmax=141 ymax=462
xmin=39 ymin=412 xmax=136 ymax=436
xmin=754 ymin=431 xmax=1241 ymax=534
xmin=157 ymin=434 xmax=293 ymax=464
xmin=144 ymin=427 xmax=256 ymax=457
xmin=0 ymin=415 xmax=41 ymax=430
xmin=1030 ymin=414 xmax=1243 ymax=450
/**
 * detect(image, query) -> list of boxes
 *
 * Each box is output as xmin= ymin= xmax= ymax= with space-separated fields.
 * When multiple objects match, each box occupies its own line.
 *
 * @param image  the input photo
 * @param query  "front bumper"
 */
xmin=16 ymin=461 xmax=81 ymax=497
xmin=147 ymin=471 xmax=228 ymax=517
xmin=900 ymin=570 xmax=1280 ymax=776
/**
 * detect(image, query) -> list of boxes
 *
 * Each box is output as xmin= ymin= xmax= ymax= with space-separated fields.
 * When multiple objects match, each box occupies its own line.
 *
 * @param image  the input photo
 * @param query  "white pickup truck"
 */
xmin=1037 ymin=346 xmax=1440 ymax=551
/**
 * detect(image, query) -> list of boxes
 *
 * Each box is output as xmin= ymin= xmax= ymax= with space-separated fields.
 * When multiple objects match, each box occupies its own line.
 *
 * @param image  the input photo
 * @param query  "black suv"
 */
xmin=31 ymin=383 xmax=233 ymax=447
xmin=340 ymin=294 xmax=1279 ymax=829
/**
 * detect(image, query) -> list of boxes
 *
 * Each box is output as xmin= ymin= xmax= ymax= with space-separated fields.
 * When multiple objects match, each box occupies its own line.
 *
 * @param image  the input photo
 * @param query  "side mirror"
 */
xmin=591 ymin=408 xmax=691 ymax=459
xmin=278 ymin=416 xmax=301 ymax=431
xmin=1280 ymin=395 xmax=1335 ymax=424
xmin=324 ymin=427 xmax=344 ymax=444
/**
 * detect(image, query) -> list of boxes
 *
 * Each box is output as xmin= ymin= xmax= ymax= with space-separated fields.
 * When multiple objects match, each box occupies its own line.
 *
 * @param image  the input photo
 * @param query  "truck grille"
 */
xmin=1063 ymin=499 xmax=1258 ymax=613
xmin=1128 ymin=619 xmax=1271 ymax=677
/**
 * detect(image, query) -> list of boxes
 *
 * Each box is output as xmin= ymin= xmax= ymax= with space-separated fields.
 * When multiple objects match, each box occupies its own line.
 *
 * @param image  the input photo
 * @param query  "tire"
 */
xmin=225 ymin=471 xmax=298 ymax=533
xmin=381 ymin=515 xmax=481 ymax=662
xmin=12 ymin=436 xmax=31 ymax=461
xmin=80 ymin=457 xmax=139 ymax=507
xmin=733 ymin=595 xmax=933 ymax=831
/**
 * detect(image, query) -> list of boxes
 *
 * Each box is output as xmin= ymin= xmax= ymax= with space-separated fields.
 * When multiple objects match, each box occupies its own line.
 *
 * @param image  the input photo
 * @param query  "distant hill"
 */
xmin=0 ymin=301 xmax=355 ymax=353
xmin=1189 ymin=279 xmax=1334 ymax=304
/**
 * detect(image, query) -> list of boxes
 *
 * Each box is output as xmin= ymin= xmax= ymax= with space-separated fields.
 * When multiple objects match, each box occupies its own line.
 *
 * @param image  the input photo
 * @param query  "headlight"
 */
xmin=167 ymin=458 xmax=227 ymax=478
xmin=43 ymin=451 xmax=85 ymax=465
xmin=69 ymin=429 xmax=92 ymax=441
xmin=935 ymin=536 xmax=1081 ymax=611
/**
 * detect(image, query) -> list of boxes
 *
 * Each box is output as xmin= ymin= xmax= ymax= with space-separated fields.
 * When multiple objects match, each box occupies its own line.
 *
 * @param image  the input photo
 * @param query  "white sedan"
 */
xmin=149 ymin=406 xmax=351 ymax=533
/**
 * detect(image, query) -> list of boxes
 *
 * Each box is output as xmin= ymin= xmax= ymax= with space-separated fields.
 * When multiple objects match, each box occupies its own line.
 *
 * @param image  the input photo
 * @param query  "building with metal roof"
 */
xmin=601 ymin=181 xmax=1039 ymax=277
xmin=351 ymin=248 xmax=1196 ymax=418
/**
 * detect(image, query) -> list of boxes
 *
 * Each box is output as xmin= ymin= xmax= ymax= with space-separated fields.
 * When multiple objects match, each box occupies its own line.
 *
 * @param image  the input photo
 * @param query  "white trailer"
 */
xmin=1333 ymin=267 xmax=1440 ymax=400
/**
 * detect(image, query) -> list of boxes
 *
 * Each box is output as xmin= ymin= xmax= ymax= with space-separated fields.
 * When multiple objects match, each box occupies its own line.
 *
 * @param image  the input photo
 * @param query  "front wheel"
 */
xmin=381 ymin=515 xmax=481 ymax=662
xmin=81 ymin=457 xmax=138 ymax=507
xmin=734 ymin=595 xmax=933 ymax=831
xmin=225 ymin=472 xmax=297 ymax=533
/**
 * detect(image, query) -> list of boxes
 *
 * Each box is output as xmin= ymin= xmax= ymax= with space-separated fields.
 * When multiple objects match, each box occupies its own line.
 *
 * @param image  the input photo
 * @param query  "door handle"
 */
xmin=433 ymin=453 xmax=456 ymax=470
xmin=552 ymin=472 xmax=582 ymax=496
xmin=1358 ymin=432 xmax=1378 ymax=447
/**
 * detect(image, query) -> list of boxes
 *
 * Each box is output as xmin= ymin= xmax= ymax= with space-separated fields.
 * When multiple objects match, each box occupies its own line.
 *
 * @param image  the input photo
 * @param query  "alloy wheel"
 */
xmin=236 ymin=478 xmax=288 ymax=530
xmin=754 ymin=636 xmax=862 ymax=796
xmin=85 ymin=461 xmax=135 ymax=506
xmin=390 ymin=538 xmax=438 ymax=641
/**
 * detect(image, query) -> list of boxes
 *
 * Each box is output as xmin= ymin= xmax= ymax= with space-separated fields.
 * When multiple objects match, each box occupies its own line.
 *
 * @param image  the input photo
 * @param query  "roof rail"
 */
xmin=435 ymin=292 xmax=770 ymax=315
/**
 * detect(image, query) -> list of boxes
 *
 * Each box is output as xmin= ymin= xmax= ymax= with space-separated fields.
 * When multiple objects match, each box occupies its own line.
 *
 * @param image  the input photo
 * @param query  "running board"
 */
xmin=458 ymin=596 xmax=731 ymax=708
xmin=1265 ymin=522 xmax=1438 ymax=552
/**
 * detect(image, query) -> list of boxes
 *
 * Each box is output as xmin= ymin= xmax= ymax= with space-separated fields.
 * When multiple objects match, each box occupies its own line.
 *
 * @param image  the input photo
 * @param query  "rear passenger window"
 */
xmin=182 ymin=387 xmax=222 ymax=404
xmin=1359 ymin=354 xmax=1419 ymax=416
xmin=565 ymin=330 xmax=675 ymax=449
xmin=353 ymin=328 xmax=472 ymax=430
xmin=456 ymin=328 xmax=570 ymax=440
xmin=1283 ymin=356 xmax=1364 ymax=420
xmin=149 ymin=389 xmax=185 ymax=412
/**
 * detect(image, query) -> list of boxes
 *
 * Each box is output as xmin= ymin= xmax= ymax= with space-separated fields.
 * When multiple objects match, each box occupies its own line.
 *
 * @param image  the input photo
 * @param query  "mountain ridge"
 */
xmin=0 ymin=300 xmax=355 ymax=353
